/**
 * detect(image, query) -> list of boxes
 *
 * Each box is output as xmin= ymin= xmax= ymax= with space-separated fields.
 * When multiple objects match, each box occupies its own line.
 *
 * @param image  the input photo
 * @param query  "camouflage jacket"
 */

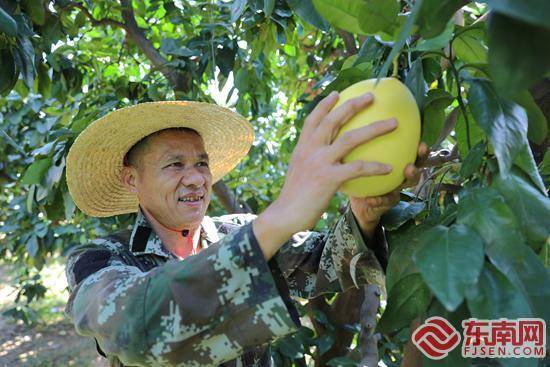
xmin=65 ymin=206 xmax=387 ymax=367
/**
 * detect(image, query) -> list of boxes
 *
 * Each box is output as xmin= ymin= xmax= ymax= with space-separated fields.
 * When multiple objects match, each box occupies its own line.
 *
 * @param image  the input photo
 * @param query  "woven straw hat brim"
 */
xmin=66 ymin=101 xmax=254 ymax=217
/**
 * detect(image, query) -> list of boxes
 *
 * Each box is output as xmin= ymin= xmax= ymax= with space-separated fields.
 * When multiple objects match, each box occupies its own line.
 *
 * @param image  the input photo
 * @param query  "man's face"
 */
xmin=126 ymin=130 xmax=212 ymax=230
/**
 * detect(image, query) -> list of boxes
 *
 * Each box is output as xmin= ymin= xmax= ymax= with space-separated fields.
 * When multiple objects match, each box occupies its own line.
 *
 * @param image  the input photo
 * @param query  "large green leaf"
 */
xmin=0 ymin=6 xmax=18 ymax=37
xmin=415 ymin=20 xmax=454 ymax=52
xmin=485 ymin=0 xmax=550 ymax=30
xmin=493 ymin=173 xmax=550 ymax=247
xmin=14 ymin=36 xmax=35 ymax=89
xmin=286 ymin=0 xmax=329 ymax=31
xmin=405 ymin=58 xmax=428 ymax=109
xmin=459 ymin=140 xmax=486 ymax=178
xmin=0 ymin=48 xmax=18 ymax=95
xmin=454 ymin=107 xmax=485 ymax=157
xmin=415 ymin=0 xmax=466 ymax=39
xmin=312 ymin=0 xmax=367 ymax=35
xmin=457 ymin=187 xmax=550 ymax=322
xmin=468 ymin=79 xmax=528 ymax=176
xmin=377 ymin=273 xmax=432 ymax=334
xmin=386 ymin=221 xmax=433 ymax=291
xmin=513 ymin=144 xmax=546 ymax=194
xmin=357 ymin=0 xmax=399 ymax=35
xmin=488 ymin=13 xmax=550 ymax=98
xmin=421 ymin=89 xmax=453 ymax=146
xmin=413 ymin=224 xmax=485 ymax=311
xmin=381 ymin=200 xmax=425 ymax=231
xmin=513 ymin=90 xmax=548 ymax=145
xmin=21 ymin=158 xmax=52 ymax=185
xmin=453 ymin=31 xmax=487 ymax=64
xmin=466 ymin=263 xmax=532 ymax=319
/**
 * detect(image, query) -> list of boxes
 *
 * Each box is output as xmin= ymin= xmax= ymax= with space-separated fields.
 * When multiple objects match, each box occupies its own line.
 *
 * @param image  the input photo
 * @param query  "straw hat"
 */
xmin=66 ymin=101 xmax=254 ymax=217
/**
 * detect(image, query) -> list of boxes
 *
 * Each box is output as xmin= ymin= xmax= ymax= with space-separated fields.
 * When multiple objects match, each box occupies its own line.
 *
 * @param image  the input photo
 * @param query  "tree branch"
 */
xmin=63 ymin=2 xmax=125 ymax=28
xmin=358 ymin=284 xmax=381 ymax=367
xmin=336 ymin=29 xmax=358 ymax=56
xmin=119 ymin=0 xmax=190 ymax=92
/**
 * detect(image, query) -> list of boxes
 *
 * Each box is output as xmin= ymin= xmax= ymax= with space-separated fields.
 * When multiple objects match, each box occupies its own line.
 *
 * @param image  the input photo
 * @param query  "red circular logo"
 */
xmin=412 ymin=316 xmax=461 ymax=360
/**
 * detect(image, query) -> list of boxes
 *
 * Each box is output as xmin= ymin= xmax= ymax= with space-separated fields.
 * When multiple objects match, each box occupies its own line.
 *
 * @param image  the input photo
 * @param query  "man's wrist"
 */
xmin=252 ymin=201 xmax=295 ymax=260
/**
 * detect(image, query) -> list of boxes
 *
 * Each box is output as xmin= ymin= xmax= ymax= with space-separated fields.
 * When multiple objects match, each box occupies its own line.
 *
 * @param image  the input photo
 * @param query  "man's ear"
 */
xmin=121 ymin=166 xmax=139 ymax=194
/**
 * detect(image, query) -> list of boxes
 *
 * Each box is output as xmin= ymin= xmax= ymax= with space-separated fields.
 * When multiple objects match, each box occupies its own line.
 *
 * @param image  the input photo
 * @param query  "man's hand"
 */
xmin=350 ymin=142 xmax=429 ymax=239
xmin=253 ymin=91 xmax=398 ymax=260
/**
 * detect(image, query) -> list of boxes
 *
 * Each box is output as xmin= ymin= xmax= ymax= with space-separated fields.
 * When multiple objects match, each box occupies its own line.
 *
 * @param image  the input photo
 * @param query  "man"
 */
xmin=65 ymin=93 xmax=427 ymax=366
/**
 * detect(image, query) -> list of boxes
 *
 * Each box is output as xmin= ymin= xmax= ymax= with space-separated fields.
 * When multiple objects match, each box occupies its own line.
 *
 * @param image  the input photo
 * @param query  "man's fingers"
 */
xmin=302 ymin=92 xmax=340 ymax=133
xmin=319 ymin=93 xmax=374 ymax=143
xmin=337 ymin=160 xmax=392 ymax=182
xmin=416 ymin=142 xmax=429 ymax=166
xmin=328 ymin=119 xmax=398 ymax=160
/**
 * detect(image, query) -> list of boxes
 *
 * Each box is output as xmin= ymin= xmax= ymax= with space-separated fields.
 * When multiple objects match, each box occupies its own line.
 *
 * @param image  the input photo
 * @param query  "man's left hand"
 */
xmin=350 ymin=142 xmax=429 ymax=239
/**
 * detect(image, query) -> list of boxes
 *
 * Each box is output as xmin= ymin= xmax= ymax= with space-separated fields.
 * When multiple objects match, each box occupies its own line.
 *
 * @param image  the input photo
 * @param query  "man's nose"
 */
xmin=181 ymin=167 xmax=205 ymax=187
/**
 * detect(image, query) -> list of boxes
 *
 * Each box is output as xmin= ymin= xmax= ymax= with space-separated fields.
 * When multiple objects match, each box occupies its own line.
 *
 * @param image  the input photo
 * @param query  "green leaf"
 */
xmin=386 ymin=222 xmax=433 ymax=291
xmin=0 ymin=48 xmax=18 ymax=95
xmin=21 ymin=0 xmax=46 ymax=26
xmin=414 ymin=20 xmax=454 ymax=52
xmin=493 ymin=173 xmax=550 ymax=247
xmin=312 ymin=0 xmax=367 ymax=35
xmin=513 ymin=90 xmax=548 ymax=144
xmin=0 ymin=6 xmax=18 ymax=37
xmin=415 ymin=0 xmax=466 ymax=39
xmin=539 ymin=240 xmax=549 ymax=268
xmin=381 ymin=200 xmax=425 ymax=231
xmin=230 ymin=0 xmax=247 ymax=23
xmin=160 ymin=39 xmax=200 ymax=57
xmin=453 ymin=31 xmax=487 ymax=64
xmin=488 ymin=13 xmax=550 ymax=98
xmin=457 ymin=186 xmax=550 ymax=322
xmin=323 ymin=66 xmax=371 ymax=95
xmin=421 ymin=89 xmax=453 ymax=146
xmin=405 ymin=58 xmax=428 ymax=109
xmin=315 ymin=333 xmax=334 ymax=355
xmin=413 ymin=224 xmax=485 ymax=311
xmin=14 ymin=36 xmax=35 ymax=89
xmin=541 ymin=149 xmax=550 ymax=176
xmin=513 ymin=144 xmax=546 ymax=194
xmin=466 ymin=263 xmax=532 ymax=319
xmin=26 ymin=235 xmax=39 ymax=257
xmin=263 ymin=0 xmax=275 ymax=17
xmin=378 ymin=273 xmax=432 ymax=334
xmin=485 ymin=0 xmax=550 ymax=30
xmin=357 ymin=0 xmax=399 ymax=35
xmin=460 ymin=141 xmax=486 ymax=178
xmin=21 ymin=158 xmax=52 ymax=185
xmin=276 ymin=334 xmax=304 ymax=359
xmin=468 ymin=79 xmax=528 ymax=176
xmin=377 ymin=0 xmax=423 ymax=79
xmin=454 ymin=107 xmax=485 ymax=157
xmin=286 ymin=0 xmax=329 ymax=31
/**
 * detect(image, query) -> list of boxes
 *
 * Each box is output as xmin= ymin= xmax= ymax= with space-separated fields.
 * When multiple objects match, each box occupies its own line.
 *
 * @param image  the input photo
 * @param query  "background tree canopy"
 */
xmin=0 ymin=0 xmax=549 ymax=366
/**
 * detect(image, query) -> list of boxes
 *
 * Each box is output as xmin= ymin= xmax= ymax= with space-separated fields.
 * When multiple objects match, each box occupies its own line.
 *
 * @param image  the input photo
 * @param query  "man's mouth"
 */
xmin=178 ymin=193 xmax=205 ymax=203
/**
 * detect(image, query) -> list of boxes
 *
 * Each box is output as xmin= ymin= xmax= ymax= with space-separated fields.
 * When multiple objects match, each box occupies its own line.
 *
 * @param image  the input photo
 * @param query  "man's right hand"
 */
xmin=253 ymin=91 xmax=398 ymax=260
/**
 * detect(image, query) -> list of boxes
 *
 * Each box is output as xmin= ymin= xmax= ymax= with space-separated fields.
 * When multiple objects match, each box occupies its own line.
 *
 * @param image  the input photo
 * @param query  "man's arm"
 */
xmin=268 ymin=204 xmax=387 ymax=300
xmin=65 ymin=223 xmax=299 ymax=367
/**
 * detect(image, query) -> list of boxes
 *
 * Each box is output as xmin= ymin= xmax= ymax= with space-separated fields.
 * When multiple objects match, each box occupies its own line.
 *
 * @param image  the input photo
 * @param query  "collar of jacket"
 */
xmin=128 ymin=208 xmax=220 ymax=258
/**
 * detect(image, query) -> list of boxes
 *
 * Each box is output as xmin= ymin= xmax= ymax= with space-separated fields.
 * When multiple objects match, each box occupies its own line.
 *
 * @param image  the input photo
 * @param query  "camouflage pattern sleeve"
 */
xmin=65 ymin=223 xmax=299 ymax=366
xmin=270 ymin=204 xmax=387 ymax=299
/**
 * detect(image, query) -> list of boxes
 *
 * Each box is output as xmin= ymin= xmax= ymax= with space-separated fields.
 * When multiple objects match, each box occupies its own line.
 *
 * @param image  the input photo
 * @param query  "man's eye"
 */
xmin=197 ymin=161 xmax=209 ymax=167
xmin=166 ymin=162 xmax=182 ymax=168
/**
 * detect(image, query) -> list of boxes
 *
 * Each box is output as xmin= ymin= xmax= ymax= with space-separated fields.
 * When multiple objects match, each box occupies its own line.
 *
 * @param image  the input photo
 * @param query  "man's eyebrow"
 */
xmin=161 ymin=153 xmax=210 ymax=162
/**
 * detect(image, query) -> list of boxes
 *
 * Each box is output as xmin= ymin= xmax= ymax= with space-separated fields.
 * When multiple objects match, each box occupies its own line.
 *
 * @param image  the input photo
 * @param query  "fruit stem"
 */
xmin=449 ymin=61 xmax=472 ymax=150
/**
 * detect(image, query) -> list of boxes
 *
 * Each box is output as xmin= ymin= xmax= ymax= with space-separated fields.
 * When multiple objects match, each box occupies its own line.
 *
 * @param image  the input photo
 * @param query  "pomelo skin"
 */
xmin=333 ymin=78 xmax=421 ymax=197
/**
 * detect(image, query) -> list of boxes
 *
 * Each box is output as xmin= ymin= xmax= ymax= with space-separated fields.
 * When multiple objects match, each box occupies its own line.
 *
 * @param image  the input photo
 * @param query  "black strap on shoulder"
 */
xmin=72 ymin=250 xmax=112 ymax=285
xmin=130 ymin=226 xmax=152 ymax=253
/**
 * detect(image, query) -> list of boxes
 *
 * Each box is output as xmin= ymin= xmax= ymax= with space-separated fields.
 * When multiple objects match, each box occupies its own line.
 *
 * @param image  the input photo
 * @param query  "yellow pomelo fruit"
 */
xmin=334 ymin=77 xmax=421 ymax=197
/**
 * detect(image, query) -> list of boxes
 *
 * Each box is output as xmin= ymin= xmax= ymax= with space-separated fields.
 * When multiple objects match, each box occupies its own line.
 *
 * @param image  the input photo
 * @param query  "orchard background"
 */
xmin=0 ymin=0 xmax=549 ymax=366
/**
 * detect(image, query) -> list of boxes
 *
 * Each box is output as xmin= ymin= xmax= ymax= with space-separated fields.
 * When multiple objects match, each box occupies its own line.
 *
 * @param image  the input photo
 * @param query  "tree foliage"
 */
xmin=1 ymin=0 xmax=549 ymax=366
